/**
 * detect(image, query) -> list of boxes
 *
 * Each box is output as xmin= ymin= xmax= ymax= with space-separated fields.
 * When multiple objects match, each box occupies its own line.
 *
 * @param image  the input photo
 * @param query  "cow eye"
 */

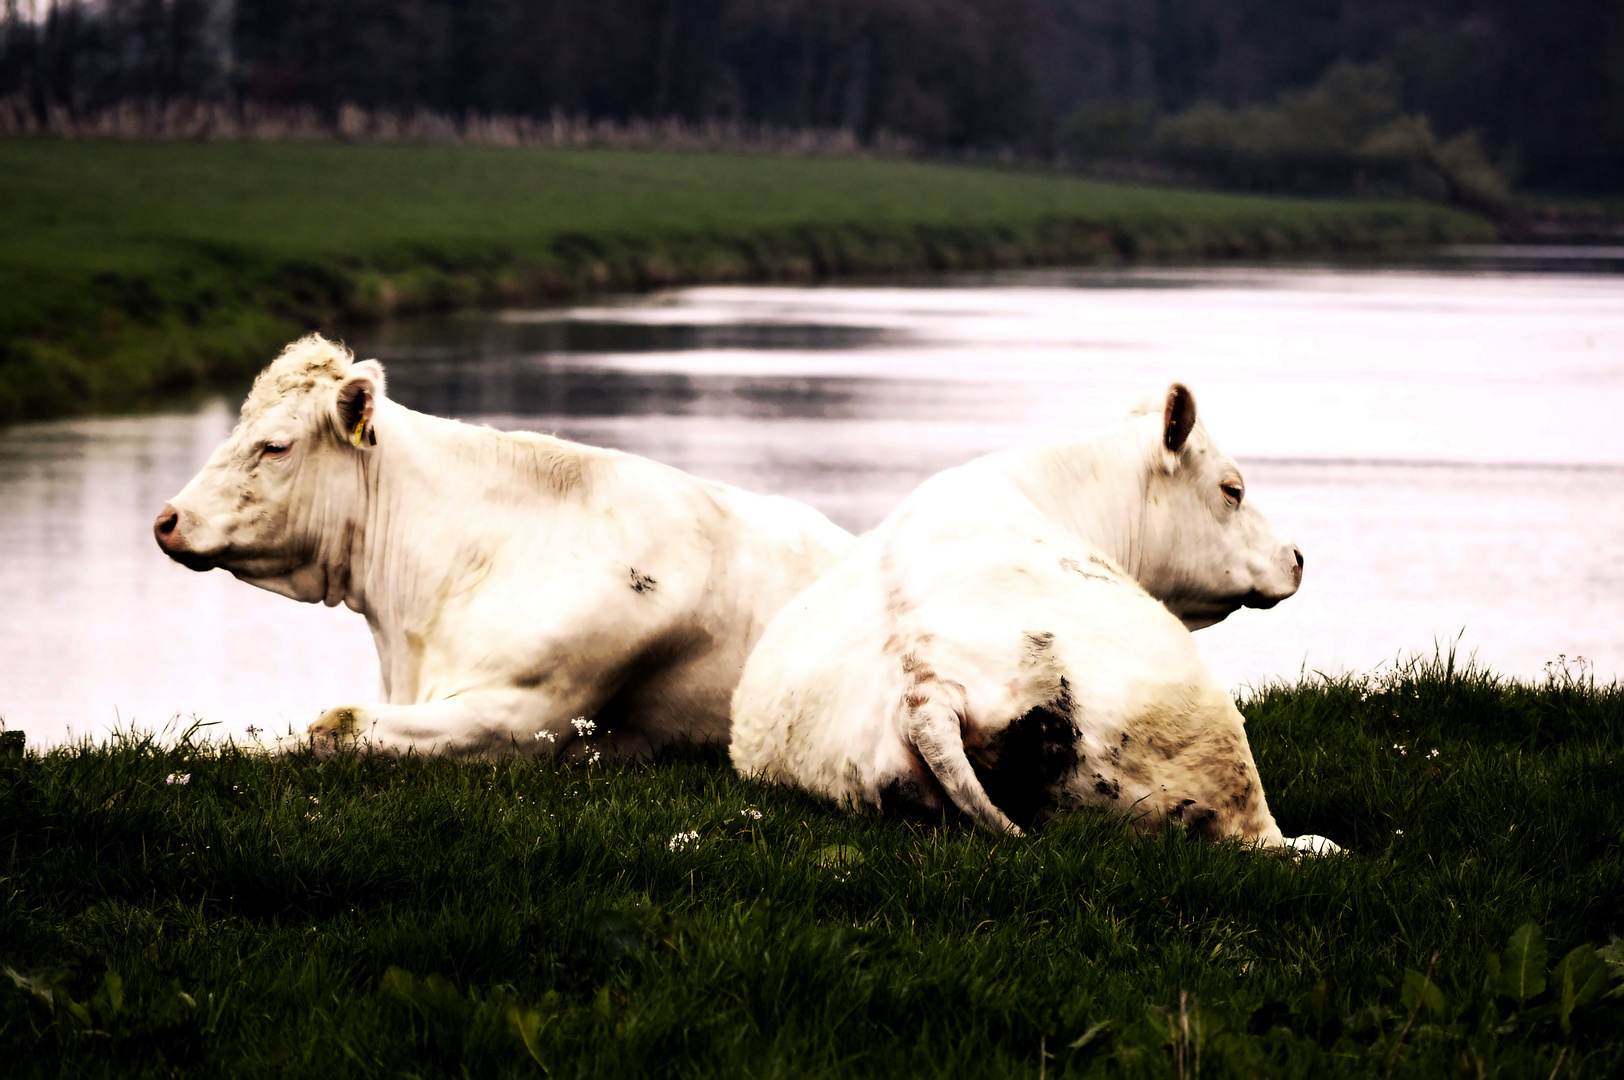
xmin=1221 ymin=481 xmax=1244 ymax=506
xmin=261 ymin=442 xmax=290 ymax=458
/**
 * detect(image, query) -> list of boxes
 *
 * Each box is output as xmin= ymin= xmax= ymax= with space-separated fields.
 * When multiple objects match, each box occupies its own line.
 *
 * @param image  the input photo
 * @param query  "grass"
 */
xmin=1 ymin=654 xmax=1620 ymax=1078
xmin=0 ymin=138 xmax=1496 ymax=424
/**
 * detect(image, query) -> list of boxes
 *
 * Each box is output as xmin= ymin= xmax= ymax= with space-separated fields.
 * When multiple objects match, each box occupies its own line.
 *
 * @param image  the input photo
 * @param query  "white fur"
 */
xmin=156 ymin=335 xmax=853 ymax=757
xmin=731 ymin=384 xmax=1338 ymax=853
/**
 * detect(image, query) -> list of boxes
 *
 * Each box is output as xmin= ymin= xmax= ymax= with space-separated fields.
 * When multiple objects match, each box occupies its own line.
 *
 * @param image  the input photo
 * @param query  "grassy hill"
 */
xmin=0 ymin=138 xmax=1495 ymax=424
xmin=2 ymin=656 xmax=1619 ymax=1077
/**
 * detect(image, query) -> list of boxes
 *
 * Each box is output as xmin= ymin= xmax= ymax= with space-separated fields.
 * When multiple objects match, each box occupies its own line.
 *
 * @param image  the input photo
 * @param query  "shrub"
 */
xmin=1103 ymin=62 xmax=1513 ymax=211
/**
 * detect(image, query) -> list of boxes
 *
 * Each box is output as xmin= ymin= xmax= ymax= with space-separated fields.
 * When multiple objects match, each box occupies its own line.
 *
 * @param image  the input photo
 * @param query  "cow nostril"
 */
xmin=155 ymin=508 xmax=179 ymax=540
xmin=1293 ymin=547 xmax=1304 ymax=570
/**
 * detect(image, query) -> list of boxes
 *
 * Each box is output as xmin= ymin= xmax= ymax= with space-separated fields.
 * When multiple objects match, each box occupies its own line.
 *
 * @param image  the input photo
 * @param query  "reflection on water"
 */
xmin=385 ymin=362 xmax=896 ymax=421
xmin=4 ymin=267 xmax=1623 ymax=746
xmin=368 ymin=314 xmax=903 ymax=358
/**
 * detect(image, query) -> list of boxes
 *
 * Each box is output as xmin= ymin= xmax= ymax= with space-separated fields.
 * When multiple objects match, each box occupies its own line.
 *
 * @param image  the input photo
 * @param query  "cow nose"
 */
xmin=154 ymin=505 xmax=180 ymax=549
xmin=1293 ymin=546 xmax=1304 ymax=569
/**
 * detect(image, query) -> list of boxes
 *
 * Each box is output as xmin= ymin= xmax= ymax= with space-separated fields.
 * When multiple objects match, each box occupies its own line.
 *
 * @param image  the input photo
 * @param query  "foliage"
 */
xmin=1060 ymin=102 xmax=1156 ymax=165
xmin=1144 ymin=64 xmax=1510 ymax=211
xmin=3 ymin=0 xmax=1623 ymax=190
xmin=1 ymin=655 xmax=1620 ymax=1076
xmin=0 ymin=138 xmax=1492 ymax=425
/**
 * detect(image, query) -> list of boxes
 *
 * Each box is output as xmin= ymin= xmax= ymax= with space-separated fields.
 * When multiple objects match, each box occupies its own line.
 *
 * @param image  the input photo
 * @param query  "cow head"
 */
xmin=154 ymin=335 xmax=384 ymax=606
xmin=1129 ymin=383 xmax=1303 ymax=630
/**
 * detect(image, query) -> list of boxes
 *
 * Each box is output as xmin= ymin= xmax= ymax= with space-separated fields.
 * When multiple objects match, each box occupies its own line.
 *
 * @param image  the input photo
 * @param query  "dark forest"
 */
xmin=2 ymin=0 xmax=1620 ymax=193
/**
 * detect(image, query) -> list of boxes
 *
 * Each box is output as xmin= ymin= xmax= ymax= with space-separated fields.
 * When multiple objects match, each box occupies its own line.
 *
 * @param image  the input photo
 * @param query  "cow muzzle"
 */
xmin=1243 ymin=545 xmax=1304 ymax=608
xmin=154 ymin=503 xmax=220 ymax=571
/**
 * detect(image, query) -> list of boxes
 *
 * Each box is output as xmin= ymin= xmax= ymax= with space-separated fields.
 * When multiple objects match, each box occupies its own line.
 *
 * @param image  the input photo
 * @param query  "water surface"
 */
xmin=4 ymin=267 xmax=1622 ymax=746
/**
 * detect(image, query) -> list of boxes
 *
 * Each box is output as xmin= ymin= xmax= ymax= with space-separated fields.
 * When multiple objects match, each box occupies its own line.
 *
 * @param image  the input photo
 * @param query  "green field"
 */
xmin=2 ymin=656 xmax=1619 ymax=1078
xmin=0 ymin=139 xmax=1496 ymax=425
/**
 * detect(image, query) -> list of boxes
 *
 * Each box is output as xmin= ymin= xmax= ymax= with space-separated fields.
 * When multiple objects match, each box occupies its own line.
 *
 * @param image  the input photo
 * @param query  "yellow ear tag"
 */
xmin=351 ymin=417 xmax=367 ymax=448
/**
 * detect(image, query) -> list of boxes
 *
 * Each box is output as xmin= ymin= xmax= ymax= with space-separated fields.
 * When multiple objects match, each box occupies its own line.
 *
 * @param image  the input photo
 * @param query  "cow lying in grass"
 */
xmin=731 ymin=384 xmax=1337 ymax=853
xmin=154 ymin=334 xmax=853 ymax=757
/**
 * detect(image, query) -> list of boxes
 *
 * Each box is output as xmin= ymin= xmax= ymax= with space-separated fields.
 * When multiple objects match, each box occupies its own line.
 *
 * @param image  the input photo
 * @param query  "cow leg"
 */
xmin=1282 ymin=834 xmax=1342 ymax=856
xmin=901 ymin=682 xmax=1022 ymax=836
xmin=302 ymin=688 xmax=598 ymax=757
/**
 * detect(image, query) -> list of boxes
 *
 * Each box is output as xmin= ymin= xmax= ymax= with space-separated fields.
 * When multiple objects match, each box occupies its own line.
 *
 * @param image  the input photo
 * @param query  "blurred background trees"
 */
xmin=1 ymin=0 xmax=1619 ymax=196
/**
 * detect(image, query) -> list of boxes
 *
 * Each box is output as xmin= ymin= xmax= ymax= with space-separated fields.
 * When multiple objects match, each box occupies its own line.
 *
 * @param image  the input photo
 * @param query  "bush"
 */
xmin=1080 ymin=63 xmax=1512 ymax=211
xmin=1059 ymin=101 xmax=1156 ymax=164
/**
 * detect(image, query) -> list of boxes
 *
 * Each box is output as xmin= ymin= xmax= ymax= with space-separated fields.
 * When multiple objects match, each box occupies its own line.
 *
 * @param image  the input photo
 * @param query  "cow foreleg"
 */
xmin=902 ymin=682 xmax=1021 ymax=836
xmin=302 ymin=688 xmax=597 ymax=758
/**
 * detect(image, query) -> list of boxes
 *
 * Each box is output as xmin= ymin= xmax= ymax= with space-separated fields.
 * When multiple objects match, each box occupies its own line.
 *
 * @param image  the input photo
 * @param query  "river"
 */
xmin=3 ymin=266 xmax=1622 ymax=746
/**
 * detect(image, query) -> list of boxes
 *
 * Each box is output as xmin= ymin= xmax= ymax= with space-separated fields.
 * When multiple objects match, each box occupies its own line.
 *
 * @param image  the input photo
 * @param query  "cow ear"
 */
xmin=334 ymin=360 xmax=387 ymax=449
xmin=1162 ymin=383 xmax=1197 ymax=456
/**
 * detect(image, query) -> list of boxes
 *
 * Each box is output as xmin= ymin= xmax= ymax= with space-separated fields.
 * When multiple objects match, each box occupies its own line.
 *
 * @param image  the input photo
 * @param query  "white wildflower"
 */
xmin=744 ymin=809 xmax=762 ymax=821
xmin=1392 ymin=743 xmax=1407 ymax=755
xmin=1394 ymin=829 xmax=1404 ymax=836
xmin=165 ymin=773 xmax=191 ymax=786
xmin=534 ymin=730 xmax=556 ymax=743
xmin=589 ymin=750 xmax=601 ymax=766
xmin=571 ymin=716 xmax=596 ymax=737
xmin=1428 ymin=748 xmax=1440 ymax=758
xmin=309 ymin=796 xmax=320 ymax=805
xmin=668 ymin=829 xmax=700 ymax=853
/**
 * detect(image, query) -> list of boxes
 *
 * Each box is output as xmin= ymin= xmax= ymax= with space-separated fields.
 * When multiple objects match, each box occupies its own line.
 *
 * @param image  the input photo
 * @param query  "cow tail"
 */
xmin=902 ymin=684 xmax=1022 ymax=837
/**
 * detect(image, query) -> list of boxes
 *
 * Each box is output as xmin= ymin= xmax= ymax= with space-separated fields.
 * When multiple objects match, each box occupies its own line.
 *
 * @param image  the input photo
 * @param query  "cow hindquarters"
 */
xmin=1079 ymin=701 xmax=1287 ymax=847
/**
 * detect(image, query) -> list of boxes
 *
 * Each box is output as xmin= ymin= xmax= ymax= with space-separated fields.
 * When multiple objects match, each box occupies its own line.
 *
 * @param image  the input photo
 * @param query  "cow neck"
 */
xmin=346 ymin=403 xmax=530 ymax=643
xmin=1012 ymin=428 xmax=1150 ymax=576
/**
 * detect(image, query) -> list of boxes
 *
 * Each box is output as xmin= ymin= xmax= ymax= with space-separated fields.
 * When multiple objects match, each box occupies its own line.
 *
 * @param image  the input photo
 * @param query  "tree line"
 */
xmin=2 ymin=0 xmax=1619 ymax=194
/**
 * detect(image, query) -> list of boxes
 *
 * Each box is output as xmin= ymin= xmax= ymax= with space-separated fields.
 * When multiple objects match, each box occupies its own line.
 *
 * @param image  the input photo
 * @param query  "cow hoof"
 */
xmin=307 ymin=706 xmax=365 ymax=753
xmin=1284 ymin=834 xmax=1342 ymax=857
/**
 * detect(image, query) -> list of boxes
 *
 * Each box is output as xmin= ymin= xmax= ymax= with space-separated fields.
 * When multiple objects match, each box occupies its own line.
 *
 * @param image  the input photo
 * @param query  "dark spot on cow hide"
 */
xmin=629 ymin=568 xmax=657 ymax=594
xmin=1155 ymin=735 xmax=1198 ymax=760
xmin=1059 ymin=557 xmax=1116 ymax=583
xmin=877 ymin=741 xmax=945 ymax=822
xmin=1169 ymin=798 xmax=1218 ymax=835
xmin=1093 ymin=775 xmax=1121 ymax=800
xmin=877 ymin=774 xmax=948 ymax=823
xmin=1022 ymin=631 xmax=1055 ymax=656
xmin=969 ymin=679 xmax=1080 ymax=829
xmin=900 ymin=653 xmax=936 ymax=682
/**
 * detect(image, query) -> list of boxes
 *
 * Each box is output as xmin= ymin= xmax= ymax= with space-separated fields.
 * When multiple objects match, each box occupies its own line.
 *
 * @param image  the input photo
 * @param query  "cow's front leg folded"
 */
xmin=298 ymin=688 xmax=601 ymax=758
xmin=307 ymin=705 xmax=367 ymax=752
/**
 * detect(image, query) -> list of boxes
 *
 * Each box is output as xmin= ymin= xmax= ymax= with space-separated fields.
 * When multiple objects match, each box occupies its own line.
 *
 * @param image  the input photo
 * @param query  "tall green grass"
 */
xmin=2 ymin=655 xmax=1619 ymax=1077
xmin=0 ymin=139 xmax=1495 ymax=424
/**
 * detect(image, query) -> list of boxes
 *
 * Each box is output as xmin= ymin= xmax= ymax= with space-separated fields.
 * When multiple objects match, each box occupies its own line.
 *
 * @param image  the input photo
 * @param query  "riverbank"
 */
xmin=0 ymin=139 xmax=1496 ymax=424
xmin=1 ymin=658 xmax=1619 ymax=1077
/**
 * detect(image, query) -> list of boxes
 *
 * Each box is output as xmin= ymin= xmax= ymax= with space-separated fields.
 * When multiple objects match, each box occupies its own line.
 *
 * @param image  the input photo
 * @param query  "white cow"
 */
xmin=155 ymin=334 xmax=853 ymax=757
xmin=731 ymin=384 xmax=1336 ymax=852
